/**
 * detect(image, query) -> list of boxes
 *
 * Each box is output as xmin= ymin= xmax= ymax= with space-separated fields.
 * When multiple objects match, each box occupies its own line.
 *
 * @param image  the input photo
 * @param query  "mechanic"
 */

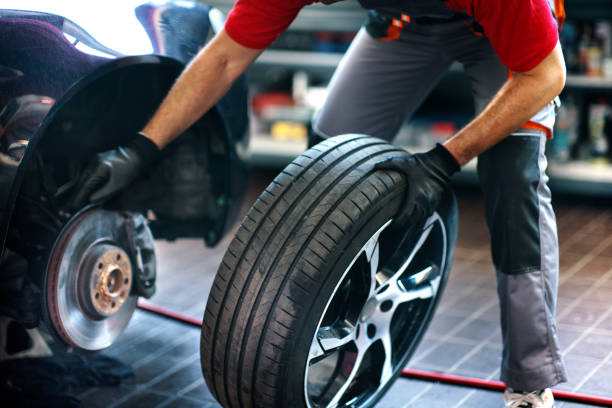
xmin=72 ymin=1 xmax=568 ymax=407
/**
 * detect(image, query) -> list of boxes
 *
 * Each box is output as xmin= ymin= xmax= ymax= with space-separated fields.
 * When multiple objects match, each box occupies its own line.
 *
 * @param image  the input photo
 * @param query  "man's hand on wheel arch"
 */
xmin=374 ymin=143 xmax=460 ymax=226
xmin=70 ymin=133 xmax=160 ymax=209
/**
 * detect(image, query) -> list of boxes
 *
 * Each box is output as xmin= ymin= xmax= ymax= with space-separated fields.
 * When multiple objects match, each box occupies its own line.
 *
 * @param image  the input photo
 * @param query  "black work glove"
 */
xmin=375 ymin=143 xmax=460 ymax=226
xmin=70 ymin=133 xmax=160 ymax=209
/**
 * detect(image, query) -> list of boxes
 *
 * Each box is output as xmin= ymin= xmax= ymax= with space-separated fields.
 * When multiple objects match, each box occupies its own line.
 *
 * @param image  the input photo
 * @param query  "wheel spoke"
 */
xmin=374 ymin=215 xmax=439 ymax=292
xmin=317 ymin=320 xmax=355 ymax=352
xmin=368 ymin=241 xmax=380 ymax=298
xmin=398 ymin=265 xmax=439 ymax=291
xmin=364 ymin=226 xmax=382 ymax=264
xmin=327 ymin=336 xmax=370 ymax=408
xmin=379 ymin=326 xmax=394 ymax=385
xmin=364 ymin=221 xmax=390 ymax=298
xmin=387 ymin=216 xmax=436 ymax=284
xmin=395 ymin=275 xmax=440 ymax=305
xmin=308 ymin=335 xmax=326 ymax=361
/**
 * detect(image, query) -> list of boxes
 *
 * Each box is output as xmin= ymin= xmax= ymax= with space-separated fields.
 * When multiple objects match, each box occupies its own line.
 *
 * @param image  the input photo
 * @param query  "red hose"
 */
xmin=401 ymin=369 xmax=506 ymax=392
xmin=401 ymin=369 xmax=612 ymax=406
xmin=137 ymin=302 xmax=612 ymax=407
xmin=137 ymin=299 xmax=203 ymax=328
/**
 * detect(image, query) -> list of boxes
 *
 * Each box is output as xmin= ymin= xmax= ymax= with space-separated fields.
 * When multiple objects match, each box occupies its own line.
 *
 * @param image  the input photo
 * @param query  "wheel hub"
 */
xmin=79 ymin=244 xmax=133 ymax=319
xmin=359 ymin=297 xmax=380 ymax=323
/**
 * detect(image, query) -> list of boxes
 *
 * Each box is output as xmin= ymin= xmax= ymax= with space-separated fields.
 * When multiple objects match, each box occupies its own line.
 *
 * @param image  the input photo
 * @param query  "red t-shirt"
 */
xmin=224 ymin=0 xmax=558 ymax=72
xmin=225 ymin=0 xmax=314 ymax=49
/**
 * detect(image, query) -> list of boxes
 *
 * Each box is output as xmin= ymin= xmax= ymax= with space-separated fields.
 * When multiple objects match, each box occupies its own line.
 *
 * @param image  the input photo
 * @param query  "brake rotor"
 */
xmin=44 ymin=208 xmax=152 ymax=351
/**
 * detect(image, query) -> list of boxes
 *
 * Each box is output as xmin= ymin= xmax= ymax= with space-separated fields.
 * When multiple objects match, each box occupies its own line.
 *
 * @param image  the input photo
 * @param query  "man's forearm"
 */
xmin=142 ymin=29 xmax=263 ymax=148
xmin=444 ymin=42 xmax=566 ymax=166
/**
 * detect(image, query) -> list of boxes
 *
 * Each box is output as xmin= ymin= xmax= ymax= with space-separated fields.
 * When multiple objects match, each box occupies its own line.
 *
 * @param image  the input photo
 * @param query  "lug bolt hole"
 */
xmin=116 ymin=254 xmax=121 ymax=261
xmin=111 ymin=301 xmax=116 ymax=308
xmin=95 ymin=293 xmax=100 ymax=299
xmin=98 ymin=262 xmax=103 ymax=269
xmin=367 ymin=324 xmax=376 ymax=339
xmin=124 ymin=278 xmax=129 ymax=284
xmin=380 ymin=300 xmax=393 ymax=312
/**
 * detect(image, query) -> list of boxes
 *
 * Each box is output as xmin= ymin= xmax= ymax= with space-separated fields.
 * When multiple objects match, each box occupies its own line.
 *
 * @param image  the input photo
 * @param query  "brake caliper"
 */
xmin=118 ymin=212 xmax=157 ymax=299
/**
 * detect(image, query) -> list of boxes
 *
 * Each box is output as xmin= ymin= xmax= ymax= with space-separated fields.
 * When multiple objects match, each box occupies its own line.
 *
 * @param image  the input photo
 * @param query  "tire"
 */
xmin=201 ymin=134 xmax=458 ymax=408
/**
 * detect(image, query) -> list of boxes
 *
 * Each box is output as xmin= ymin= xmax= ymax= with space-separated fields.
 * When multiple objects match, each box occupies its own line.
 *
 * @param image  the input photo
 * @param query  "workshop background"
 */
xmin=4 ymin=0 xmax=612 ymax=407
xmin=87 ymin=0 xmax=612 ymax=405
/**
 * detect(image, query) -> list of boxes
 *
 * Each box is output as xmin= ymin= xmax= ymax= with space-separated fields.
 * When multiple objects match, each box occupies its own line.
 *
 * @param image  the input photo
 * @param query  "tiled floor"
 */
xmin=72 ymin=169 xmax=612 ymax=408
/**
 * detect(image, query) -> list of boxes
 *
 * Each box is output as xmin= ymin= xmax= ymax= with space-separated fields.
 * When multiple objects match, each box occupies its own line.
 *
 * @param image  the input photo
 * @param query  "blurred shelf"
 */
xmin=246 ymin=134 xmax=307 ymax=168
xmin=549 ymin=160 xmax=612 ymax=183
xmin=449 ymin=158 xmax=612 ymax=196
xmin=255 ymin=50 xmax=465 ymax=70
xmin=256 ymin=50 xmax=344 ymax=69
xmin=565 ymin=75 xmax=612 ymax=90
xmin=204 ymin=0 xmax=366 ymax=32
xmin=454 ymin=159 xmax=612 ymax=196
xmin=247 ymin=136 xmax=612 ymax=196
xmin=250 ymin=51 xmax=464 ymax=83
xmin=547 ymin=161 xmax=612 ymax=195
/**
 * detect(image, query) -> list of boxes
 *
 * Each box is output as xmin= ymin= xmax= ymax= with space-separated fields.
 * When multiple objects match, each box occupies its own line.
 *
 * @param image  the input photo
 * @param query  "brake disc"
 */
xmin=44 ymin=208 xmax=155 ymax=351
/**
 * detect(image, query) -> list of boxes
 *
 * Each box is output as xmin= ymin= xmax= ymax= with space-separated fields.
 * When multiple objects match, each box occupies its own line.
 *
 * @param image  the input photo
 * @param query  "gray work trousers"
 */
xmin=313 ymin=22 xmax=568 ymax=391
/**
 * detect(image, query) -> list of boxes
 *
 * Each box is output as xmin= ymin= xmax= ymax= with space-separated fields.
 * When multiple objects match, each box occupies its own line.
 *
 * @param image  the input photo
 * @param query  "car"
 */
xmin=0 ymin=2 xmax=458 ymax=407
xmin=0 ymin=0 xmax=249 ymax=351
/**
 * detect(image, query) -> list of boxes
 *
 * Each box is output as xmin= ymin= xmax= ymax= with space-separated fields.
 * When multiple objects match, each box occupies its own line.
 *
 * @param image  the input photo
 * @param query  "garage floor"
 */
xmin=76 ymin=168 xmax=612 ymax=408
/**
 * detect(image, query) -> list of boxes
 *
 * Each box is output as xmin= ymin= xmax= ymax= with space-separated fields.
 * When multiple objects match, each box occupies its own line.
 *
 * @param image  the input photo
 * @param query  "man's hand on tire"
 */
xmin=375 ymin=143 xmax=460 ymax=226
xmin=70 ymin=132 xmax=160 ymax=209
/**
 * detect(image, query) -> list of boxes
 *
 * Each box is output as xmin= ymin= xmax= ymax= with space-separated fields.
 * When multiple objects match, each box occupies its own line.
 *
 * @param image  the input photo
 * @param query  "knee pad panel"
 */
xmin=477 ymin=135 xmax=542 ymax=275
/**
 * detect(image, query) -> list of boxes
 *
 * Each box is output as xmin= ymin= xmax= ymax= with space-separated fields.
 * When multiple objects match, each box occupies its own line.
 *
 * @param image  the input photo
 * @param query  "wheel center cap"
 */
xmin=360 ymin=297 xmax=378 ymax=323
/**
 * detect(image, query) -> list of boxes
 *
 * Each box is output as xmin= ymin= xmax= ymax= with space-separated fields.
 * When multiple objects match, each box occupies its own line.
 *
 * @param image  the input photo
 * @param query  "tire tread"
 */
xmin=201 ymin=136 xmax=407 ymax=408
